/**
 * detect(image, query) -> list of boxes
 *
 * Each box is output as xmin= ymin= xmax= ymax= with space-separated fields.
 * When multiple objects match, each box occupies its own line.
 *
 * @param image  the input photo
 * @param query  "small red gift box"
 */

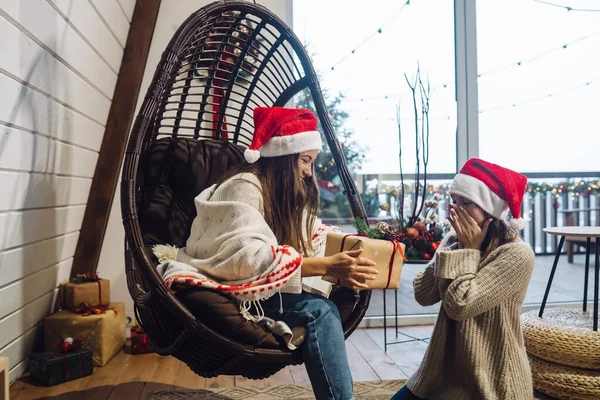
xmin=130 ymin=324 xmax=153 ymax=354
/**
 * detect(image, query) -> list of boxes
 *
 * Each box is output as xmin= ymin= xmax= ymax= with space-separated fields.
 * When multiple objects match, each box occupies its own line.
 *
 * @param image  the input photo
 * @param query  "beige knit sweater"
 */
xmin=405 ymin=234 xmax=535 ymax=400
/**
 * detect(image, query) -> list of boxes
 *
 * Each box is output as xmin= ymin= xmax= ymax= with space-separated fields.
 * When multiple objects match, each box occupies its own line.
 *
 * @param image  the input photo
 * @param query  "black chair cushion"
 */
xmin=140 ymin=137 xmax=245 ymax=247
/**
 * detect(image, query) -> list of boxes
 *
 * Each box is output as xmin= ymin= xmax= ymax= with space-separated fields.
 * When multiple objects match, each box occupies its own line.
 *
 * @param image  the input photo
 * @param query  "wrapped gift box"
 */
xmin=28 ymin=348 xmax=93 ymax=386
xmin=323 ymin=232 xmax=405 ymax=290
xmin=59 ymin=276 xmax=111 ymax=310
xmin=44 ymin=303 xmax=126 ymax=366
xmin=130 ymin=324 xmax=153 ymax=354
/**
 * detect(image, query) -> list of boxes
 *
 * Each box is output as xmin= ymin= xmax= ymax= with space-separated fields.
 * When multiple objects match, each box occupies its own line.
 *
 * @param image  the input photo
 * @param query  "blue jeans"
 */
xmin=262 ymin=292 xmax=354 ymax=400
xmin=391 ymin=385 xmax=425 ymax=400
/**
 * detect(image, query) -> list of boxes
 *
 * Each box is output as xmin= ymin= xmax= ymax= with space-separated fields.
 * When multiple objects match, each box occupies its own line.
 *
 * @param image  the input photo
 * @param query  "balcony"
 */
xmin=321 ymin=171 xmax=600 ymax=323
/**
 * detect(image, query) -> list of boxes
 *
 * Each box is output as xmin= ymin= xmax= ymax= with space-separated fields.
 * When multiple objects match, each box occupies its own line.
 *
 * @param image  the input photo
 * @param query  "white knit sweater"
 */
xmin=155 ymin=172 xmax=337 ymax=315
xmin=406 ymin=234 xmax=535 ymax=400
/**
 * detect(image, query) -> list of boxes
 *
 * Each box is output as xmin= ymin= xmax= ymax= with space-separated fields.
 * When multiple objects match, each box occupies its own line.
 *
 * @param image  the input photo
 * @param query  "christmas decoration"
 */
xmin=192 ymin=11 xmax=264 ymax=140
xmin=130 ymin=324 xmax=153 ymax=354
xmin=59 ymin=274 xmax=110 ymax=311
xmin=354 ymin=66 xmax=446 ymax=262
xmin=29 ymin=337 xmax=93 ymax=386
xmin=323 ymin=232 xmax=405 ymax=290
xmin=45 ymin=303 xmax=126 ymax=367
xmin=73 ymin=302 xmax=119 ymax=317
xmin=243 ymin=107 xmax=321 ymax=164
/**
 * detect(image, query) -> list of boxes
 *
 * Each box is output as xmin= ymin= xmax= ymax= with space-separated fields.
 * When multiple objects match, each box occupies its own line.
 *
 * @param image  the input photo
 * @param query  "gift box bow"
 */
xmin=57 ymin=337 xmax=84 ymax=353
xmin=74 ymin=302 xmax=118 ymax=316
xmin=130 ymin=323 xmax=145 ymax=335
xmin=71 ymin=272 xmax=100 ymax=283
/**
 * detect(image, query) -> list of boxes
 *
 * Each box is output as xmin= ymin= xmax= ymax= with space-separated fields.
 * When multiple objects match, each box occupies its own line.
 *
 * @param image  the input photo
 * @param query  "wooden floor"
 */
xmin=367 ymin=253 xmax=595 ymax=316
xmin=10 ymin=327 xmax=554 ymax=400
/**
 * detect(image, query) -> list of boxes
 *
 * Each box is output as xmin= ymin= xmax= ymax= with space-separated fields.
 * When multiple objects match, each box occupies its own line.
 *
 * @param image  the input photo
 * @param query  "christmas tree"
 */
xmin=295 ymin=89 xmax=379 ymax=218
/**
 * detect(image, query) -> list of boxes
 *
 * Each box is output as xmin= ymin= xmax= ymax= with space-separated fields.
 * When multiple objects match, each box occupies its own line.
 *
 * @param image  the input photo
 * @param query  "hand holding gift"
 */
xmin=323 ymin=233 xmax=406 ymax=290
xmin=324 ymin=249 xmax=378 ymax=289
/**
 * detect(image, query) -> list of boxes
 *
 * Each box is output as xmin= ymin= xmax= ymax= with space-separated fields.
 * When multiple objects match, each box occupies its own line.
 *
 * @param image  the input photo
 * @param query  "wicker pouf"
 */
xmin=529 ymin=355 xmax=600 ymax=400
xmin=521 ymin=309 xmax=600 ymax=370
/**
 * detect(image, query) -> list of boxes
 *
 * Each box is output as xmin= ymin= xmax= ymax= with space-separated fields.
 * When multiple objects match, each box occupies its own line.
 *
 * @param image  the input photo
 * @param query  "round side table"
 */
xmin=541 ymin=226 xmax=600 ymax=331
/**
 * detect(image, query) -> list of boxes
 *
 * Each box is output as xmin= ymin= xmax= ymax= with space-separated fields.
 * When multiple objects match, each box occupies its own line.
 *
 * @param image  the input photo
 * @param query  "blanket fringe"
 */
xmin=152 ymin=244 xmax=179 ymax=263
xmin=240 ymin=300 xmax=266 ymax=322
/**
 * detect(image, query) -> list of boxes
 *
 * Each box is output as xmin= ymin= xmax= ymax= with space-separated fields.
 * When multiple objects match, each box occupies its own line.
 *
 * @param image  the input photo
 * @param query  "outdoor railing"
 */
xmin=324 ymin=171 xmax=600 ymax=255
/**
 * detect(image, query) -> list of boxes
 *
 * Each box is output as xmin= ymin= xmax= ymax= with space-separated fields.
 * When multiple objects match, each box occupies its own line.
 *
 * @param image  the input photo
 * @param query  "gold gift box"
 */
xmin=44 ymin=302 xmax=126 ymax=367
xmin=323 ymin=232 xmax=405 ymax=290
xmin=59 ymin=279 xmax=111 ymax=310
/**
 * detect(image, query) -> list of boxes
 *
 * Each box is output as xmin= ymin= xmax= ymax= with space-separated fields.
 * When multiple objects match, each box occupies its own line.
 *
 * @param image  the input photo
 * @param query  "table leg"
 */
xmin=383 ymin=289 xmax=387 ymax=352
xmin=594 ymin=238 xmax=599 ymax=331
xmin=539 ymin=235 xmax=565 ymax=318
xmin=395 ymin=288 xmax=398 ymax=338
xmin=584 ymin=237 xmax=591 ymax=312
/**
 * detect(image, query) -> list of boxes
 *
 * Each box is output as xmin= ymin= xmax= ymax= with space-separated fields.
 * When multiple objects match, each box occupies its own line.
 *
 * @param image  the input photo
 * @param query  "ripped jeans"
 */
xmin=262 ymin=292 xmax=354 ymax=400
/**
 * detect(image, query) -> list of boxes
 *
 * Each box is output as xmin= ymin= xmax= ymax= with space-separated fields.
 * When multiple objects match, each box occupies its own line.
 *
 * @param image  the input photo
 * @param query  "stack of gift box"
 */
xmin=28 ymin=273 xmax=126 ymax=386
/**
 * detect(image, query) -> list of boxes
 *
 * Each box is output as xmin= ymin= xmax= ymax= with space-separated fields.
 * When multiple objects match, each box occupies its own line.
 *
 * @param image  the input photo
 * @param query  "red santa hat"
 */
xmin=244 ymin=107 xmax=322 ymax=163
xmin=449 ymin=158 xmax=528 ymax=230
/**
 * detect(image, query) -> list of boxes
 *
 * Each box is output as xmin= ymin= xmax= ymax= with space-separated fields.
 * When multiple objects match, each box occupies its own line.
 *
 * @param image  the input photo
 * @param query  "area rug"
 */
xmin=149 ymin=380 xmax=406 ymax=399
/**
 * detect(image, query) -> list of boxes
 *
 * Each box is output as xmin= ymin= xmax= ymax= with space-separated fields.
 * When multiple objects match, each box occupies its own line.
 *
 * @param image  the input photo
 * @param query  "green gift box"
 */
xmin=28 ymin=348 xmax=93 ymax=386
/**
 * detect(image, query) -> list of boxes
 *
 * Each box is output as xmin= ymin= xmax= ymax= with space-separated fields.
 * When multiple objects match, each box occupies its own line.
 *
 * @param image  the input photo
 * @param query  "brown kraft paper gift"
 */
xmin=44 ymin=302 xmax=126 ymax=367
xmin=59 ymin=279 xmax=111 ymax=310
xmin=323 ymin=232 xmax=405 ymax=290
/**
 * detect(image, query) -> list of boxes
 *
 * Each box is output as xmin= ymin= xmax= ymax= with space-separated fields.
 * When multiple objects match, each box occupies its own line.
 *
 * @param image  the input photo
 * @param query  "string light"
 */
xmin=533 ymin=0 xmax=600 ymax=12
xmin=478 ymin=76 xmax=600 ymax=114
xmin=478 ymin=30 xmax=600 ymax=77
xmin=328 ymin=0 xmax=411 ymax=72
xmin=360 ymin=115 xmax=453 ymax=122
xmin=344 ymin=29 xmax=600 ymax=103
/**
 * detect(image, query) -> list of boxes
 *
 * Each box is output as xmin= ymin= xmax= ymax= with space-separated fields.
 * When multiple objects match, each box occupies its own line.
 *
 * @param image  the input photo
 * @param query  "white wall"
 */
xmin=0 ymin=0 xmax=135 ymax=383
xmin=96 ymin=0 xmax=294 ymax=329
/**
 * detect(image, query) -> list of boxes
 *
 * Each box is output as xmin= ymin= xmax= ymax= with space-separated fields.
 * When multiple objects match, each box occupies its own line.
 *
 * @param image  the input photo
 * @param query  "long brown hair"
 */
xmin=215 ymin=155 xmax=320 ymax=255
xmin=480 ymin=212 xmax=518 ymax=258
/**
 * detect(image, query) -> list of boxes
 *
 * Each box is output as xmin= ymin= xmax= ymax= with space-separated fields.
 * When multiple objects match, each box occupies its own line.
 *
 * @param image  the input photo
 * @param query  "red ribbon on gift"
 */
xmin=74 ymin=302 xmax=118 ymax=316
xmin=339 ymin=233 xmax=407 ymax=289
xmin=130 ymin=323 xmax=144 ymax=335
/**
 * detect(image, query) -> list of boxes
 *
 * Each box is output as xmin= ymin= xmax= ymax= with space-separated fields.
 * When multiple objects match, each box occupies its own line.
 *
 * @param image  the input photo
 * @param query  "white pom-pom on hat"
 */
xmin=510 ymin=218 xmax=525 ymax=230
xmin=244 ymin=149 xmax=261 ymax=164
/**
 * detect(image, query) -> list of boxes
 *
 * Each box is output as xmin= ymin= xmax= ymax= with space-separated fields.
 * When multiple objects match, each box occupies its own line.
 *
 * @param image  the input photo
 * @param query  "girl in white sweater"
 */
xmin=156 ymin=107 xmax=377 ymax=400
xmin=392 ymin=158 xmax=535 ymax=400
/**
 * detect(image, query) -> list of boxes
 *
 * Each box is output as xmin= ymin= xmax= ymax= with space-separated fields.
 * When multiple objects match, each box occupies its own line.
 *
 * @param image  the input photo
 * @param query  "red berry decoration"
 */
xmin=422 ymin=253 xmax=432 ymax=261
xmin=429 ymin=241 xmax=439 ymax=253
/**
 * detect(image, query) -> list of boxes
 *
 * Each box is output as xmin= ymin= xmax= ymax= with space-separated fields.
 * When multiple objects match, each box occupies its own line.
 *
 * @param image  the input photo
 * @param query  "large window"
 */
xmin=476 ymin=0 xmax=600 ymax=172
xmin=293 ymin=0 xmax=600 ymax=322
xmin=294 ymin=0 xmax=457 ymax=176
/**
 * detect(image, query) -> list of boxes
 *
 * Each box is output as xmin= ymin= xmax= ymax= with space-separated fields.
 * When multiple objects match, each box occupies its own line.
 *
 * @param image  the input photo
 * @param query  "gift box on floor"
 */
xmin=28 ymin=345 xmax=93 ymax=386
xmin=130 ymin=324 xmax=153 ymax=354
xmin=44 ymin=302 xmax=126 ymax=366
xmin=59 ymin=273 xmax=111 ymax=311
xmin=323 ymin=232 xmax=405 ymax=290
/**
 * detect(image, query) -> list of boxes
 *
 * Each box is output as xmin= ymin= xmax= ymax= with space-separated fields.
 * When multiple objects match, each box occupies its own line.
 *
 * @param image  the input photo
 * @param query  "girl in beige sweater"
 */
xmin=392 ymin=158 xmax=535 ymax=400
